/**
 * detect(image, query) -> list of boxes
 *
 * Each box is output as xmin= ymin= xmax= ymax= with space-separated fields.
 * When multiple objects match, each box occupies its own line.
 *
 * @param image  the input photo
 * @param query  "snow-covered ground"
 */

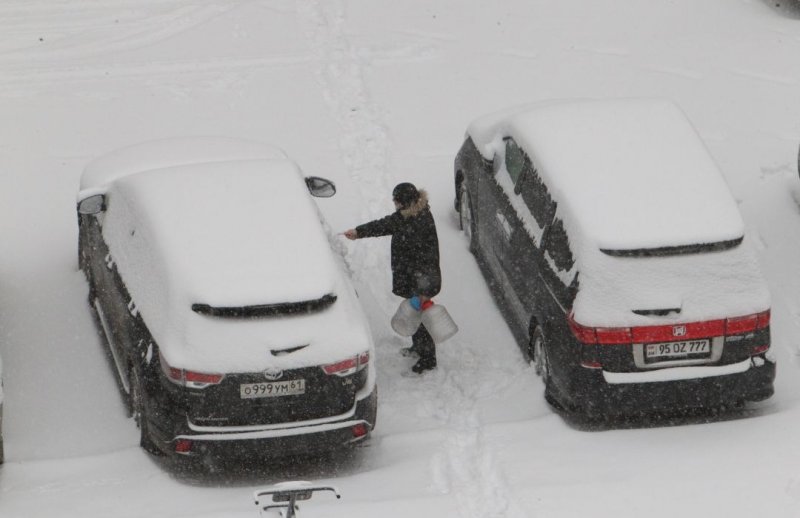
xmin=2 ymin=0 xmax=800 ymax=516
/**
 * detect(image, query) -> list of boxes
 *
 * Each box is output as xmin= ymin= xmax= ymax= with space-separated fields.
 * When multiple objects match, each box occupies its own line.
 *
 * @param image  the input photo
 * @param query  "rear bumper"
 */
xmin=567 ymin=356 xmax=775 ymax=417
xmin=147 ymin=386 xmax=378 ymax=458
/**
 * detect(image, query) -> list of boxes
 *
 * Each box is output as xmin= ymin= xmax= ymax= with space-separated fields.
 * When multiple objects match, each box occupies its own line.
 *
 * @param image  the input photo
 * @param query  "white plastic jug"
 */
xmin=420 ymin=303 xmax=458 ymax=343
xmin=391 ymin=298 xmax=423 ymax=337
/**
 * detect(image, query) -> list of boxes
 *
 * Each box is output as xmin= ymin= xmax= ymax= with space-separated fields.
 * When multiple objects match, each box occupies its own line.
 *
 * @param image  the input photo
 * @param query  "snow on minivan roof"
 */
xmin=467 ymin=99 xmax=744 ymax=252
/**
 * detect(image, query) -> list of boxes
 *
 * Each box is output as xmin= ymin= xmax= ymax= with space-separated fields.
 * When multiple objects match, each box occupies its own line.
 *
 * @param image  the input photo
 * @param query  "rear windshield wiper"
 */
xmin=600 ymin=237 xmax=743 ymax=258
xmin=192 ymin=293 xmax=337 ymax=317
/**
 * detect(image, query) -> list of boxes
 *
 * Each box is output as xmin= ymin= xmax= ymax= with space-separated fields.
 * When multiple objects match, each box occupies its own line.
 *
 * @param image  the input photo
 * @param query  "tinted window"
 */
xmin=517 ymin=167 xmax=557 ymax=228
xmin=543 ymin=219 xmax=575 ymax=272
xmin=505 ymin=139 xmax=525 ymax=184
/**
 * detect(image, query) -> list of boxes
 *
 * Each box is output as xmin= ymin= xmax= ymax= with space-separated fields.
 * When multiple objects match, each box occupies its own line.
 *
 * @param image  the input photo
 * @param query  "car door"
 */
xmin=82 ymin=212 xmax=138 ymax=392
xmin=479 ymin=138 xmax=525 ymax=296
xmin=537 ymin=217 xmax=579 ymax=387
xmin=458 ymin=137 xmax=494 ymax=255
xmin=503 ymin=156 xmax=559 ymax=332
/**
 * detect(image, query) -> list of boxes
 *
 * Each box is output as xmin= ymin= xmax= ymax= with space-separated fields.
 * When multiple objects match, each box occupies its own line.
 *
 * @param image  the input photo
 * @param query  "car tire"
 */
xmin=459 ymin=184 xmax=477 ymax=253
xmin=130 ymin=367 xmax=162 ymax=456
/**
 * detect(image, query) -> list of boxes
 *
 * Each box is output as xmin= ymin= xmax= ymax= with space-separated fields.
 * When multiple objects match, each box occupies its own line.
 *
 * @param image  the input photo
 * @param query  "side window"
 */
xmin=542 ymin=219 xmax=575 ymax=272
xmin=504 ymin=139 xmax=525 ymax=184
xmin=517 ymin=167 xmax=557 ymax=228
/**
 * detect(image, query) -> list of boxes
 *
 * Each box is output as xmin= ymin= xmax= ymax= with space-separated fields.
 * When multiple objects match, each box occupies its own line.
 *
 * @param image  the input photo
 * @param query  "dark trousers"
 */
xmin=412 ymin=324 xmax=436 ymax=366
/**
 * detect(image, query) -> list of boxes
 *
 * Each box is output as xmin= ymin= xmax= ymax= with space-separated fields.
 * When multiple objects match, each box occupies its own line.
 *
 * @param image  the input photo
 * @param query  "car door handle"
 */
xmin=104 ymin=253 xmax=114 ymax=270
xmin=127 ymin=300 xmax=139 ymax=317
xmin=495 ymin=212 xmax=513 ymax=241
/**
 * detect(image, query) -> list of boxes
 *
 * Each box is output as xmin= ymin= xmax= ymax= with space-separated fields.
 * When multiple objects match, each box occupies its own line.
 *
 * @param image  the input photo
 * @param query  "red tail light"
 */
xmin=184 ymin=371 xmax=224 ymax=385
xmin=159 ymin=352 xmax=224 ymax=388
xmin=323 ymin=358 xmax=358 ymax=376
xmin=352 ymin=423 xmax=369 ymax=438
xmin=323 ymin=351 xmax=370 ymax=377
xmin=752 ymin=344 xmax=770 ymax=355
xmin=725 ymin=310 xmax=770 ymax=335
xmin=174 ymin=439 xmax=193 ymax=454
xmin=568 ymin=314 xmax=631 ymax=344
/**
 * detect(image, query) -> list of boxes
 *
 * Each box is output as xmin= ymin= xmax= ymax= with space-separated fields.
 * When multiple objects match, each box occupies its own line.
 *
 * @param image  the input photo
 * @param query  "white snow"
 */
xmin=573 ymin=237 xmax=771 ymax=327
xmin=468 ymin=99 xmax=746 ymax=251
xmin=2 ymin=0 xmax=800 ymax=517
xmin=80 ymin=137 xmax=288 ymax=195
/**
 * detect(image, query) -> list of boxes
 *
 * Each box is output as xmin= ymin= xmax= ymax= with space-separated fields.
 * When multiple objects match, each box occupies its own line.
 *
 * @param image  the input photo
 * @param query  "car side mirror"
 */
xmin=305 ymin=176 xmax=336 ymax=198
xmin=78 ymin=194 xmax=106 ymax=215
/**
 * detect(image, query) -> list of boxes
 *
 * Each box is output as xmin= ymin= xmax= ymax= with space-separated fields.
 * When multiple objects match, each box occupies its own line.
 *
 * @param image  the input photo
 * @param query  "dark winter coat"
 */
xmin=355 ymin=190 xmax=441 ymax=298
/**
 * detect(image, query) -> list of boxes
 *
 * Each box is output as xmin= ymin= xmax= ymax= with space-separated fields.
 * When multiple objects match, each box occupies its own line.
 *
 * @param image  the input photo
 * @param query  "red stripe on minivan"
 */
xmin=569 ymin=311 xmax=769 ymax=345
xmin=631 ymin=319 xmax=725 ymax=343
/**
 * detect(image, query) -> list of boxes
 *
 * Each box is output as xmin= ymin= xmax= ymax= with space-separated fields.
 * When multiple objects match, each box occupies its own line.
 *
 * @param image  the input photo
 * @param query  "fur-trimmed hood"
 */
xmin=400 ymin=189 xmax=430 ymax=218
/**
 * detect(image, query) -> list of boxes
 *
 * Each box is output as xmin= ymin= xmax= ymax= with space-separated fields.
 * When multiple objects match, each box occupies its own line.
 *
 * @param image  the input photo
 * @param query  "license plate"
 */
xmin=240 ymin=379 xmax=306 ymax=399
xmin=645 ymin=339 xmax=711 ymax=361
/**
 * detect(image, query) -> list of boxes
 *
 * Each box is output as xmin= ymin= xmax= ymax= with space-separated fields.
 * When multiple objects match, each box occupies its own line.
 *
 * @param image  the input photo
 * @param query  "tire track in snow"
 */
xmin=295 ymin=0 xmax=395 ymax=306
xmin=0 ymin=2 xmax=248 ymax=94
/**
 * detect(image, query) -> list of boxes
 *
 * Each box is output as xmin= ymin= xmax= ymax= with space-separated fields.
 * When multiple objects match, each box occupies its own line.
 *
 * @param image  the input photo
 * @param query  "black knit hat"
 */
xmin=392 ymin=182 xmax=419 ymax=208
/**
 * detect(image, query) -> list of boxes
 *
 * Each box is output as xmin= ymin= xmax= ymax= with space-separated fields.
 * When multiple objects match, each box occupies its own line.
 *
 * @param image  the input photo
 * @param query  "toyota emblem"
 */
xmin=673 ymin=325 xmax=687 ymax=337
xmin=263 ymin=368 xmax=283 ymax=381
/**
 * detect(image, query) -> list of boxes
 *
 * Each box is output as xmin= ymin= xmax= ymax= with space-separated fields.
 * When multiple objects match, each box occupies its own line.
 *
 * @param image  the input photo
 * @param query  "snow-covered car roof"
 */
xmin=88 ymin=140 xmax=372 ymax=373
xmin=79 ymin=137 xmax=288 ymax=196
xmin=466 ymin=99 xmax=744 ymax=252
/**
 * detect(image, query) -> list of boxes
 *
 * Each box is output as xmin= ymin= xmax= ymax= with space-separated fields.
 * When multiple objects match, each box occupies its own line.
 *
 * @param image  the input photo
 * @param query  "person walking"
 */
xmin=344 ymin=182 xmax=441 ymax=374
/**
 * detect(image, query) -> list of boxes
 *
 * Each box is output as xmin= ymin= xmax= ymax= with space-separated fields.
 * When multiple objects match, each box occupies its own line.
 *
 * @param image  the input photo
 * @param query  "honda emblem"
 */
xmin=673 ymin=325 xmax=687 ymax=337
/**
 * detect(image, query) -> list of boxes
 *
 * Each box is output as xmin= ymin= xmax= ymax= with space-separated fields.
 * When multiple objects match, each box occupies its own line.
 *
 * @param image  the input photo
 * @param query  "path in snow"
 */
xmin=294 ymin=2 xmax=533 ymax=514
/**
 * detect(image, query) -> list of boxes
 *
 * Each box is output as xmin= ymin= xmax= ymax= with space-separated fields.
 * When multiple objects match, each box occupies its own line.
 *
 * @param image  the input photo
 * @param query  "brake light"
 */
xmin=568 ymin=314 xmax=631 ymax=344
xmin=725 ymin=310 xmax=770 ymax=335
xmin=323 ymin=358 xmax=358 ymax=376
xmin=184 ymin=371 xmax=224 ymax=385
xmin=323 ymin=351 xmax=370 ymax=377
xmin=159 ymin=352 xmax=224 ymax=388
xmin=174 ymin=439 xmax=193 ymax=454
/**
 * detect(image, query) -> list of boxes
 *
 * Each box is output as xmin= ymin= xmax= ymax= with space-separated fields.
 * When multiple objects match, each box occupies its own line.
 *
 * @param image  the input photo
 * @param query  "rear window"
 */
xmin=600 ymin=237 xmax=743 ymax=258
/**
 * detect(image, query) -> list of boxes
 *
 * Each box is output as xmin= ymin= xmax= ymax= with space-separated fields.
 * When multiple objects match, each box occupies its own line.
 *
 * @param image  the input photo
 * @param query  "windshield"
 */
xmin=600 ymin=236 xmax=743 ymax=258
xmin=192 ymin=293 xmax=337 ymax=317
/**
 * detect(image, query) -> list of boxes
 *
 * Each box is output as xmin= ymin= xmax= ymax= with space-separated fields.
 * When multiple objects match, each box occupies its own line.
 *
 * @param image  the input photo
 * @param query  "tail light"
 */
xmin=323 ymin=351 xmax=370 ymax=376
xmin=174 ymin=439 xmax=193 ymax=454
xmin=568 ymin=313 xmax=632 ymax=345
xmin=725 ymin=310 xmax=770 ymax=335
xmin=159 ymin=352 xmax=224 ymax=389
